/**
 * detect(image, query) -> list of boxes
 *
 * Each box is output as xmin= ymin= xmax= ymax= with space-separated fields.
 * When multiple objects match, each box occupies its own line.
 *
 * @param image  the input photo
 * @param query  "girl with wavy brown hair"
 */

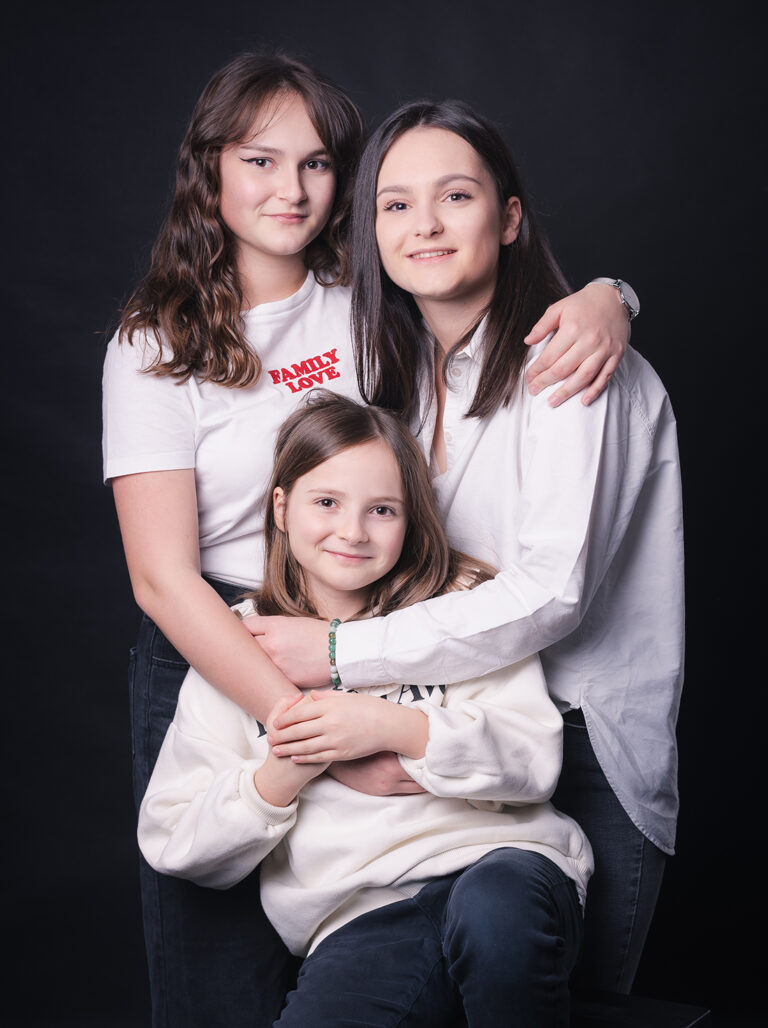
xmin=103 ymin=52 xmax=634 ymax=1027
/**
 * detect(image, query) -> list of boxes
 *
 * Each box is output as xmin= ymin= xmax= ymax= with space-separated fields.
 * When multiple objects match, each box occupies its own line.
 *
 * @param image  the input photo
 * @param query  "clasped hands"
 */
xmin=270 ymin=686 xmax=427 ymax=760
xmin=263 ymin=689 xmax=428 ymax=798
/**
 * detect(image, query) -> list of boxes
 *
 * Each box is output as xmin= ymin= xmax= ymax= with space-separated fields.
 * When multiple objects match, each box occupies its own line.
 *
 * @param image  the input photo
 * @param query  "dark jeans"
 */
xmin=129 ymin=578 xmax=298 ymax=1028
xmin=552 ymin=710 xmax=667 ymax=995
xmin=276 ymin=847 xmax=583 ymax=1028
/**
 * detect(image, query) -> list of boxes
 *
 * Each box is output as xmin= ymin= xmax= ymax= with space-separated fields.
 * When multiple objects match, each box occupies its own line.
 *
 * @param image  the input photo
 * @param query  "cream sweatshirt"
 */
xmin=138 ymin=601 xmax=593 ymax=957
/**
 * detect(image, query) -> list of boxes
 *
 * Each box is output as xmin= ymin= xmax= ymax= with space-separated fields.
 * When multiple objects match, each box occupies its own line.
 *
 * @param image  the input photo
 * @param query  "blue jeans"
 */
xmin=275 ymin=848 xmax=583 ymax=1028
xmin=552 ymin=710 xmax=667 ymax=995
xmin=129 ymin=578 xmax=298 ymax=1028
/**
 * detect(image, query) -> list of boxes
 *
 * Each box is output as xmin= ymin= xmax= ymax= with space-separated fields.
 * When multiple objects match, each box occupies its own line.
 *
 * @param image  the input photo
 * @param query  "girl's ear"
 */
xmin=273 ymin=487 xmax=287 ymax=532
xmin=500 ymin=196 xmax=522 ymax=246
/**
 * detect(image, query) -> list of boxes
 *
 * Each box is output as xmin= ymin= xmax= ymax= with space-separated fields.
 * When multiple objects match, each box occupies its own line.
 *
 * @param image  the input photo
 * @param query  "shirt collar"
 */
xmin=461 ymin=314 xmax=490 ymax=363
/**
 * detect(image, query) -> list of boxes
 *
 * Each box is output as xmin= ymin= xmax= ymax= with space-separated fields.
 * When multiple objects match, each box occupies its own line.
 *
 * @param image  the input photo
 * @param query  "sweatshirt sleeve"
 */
xmin=137 ymin=670 xmax=296 ymax=889
xmin=337 ymin=364 xmax=658 ymax=688
xmin=398 ymin=654 xmax=562 ymax=803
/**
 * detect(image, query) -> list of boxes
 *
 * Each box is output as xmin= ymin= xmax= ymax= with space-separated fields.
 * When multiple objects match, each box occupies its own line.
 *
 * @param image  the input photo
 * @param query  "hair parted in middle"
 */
xmin=249 ymin=389 xmax=494 ymax=620
xmin=350 ymin=98 xmax=571 ymax=421
xmin=120 ymin=51 xmax=364 ymax=388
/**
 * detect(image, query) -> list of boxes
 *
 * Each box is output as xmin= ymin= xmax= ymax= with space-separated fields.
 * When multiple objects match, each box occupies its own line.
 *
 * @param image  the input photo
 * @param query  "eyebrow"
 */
xmin=376 ymin=173 xmax=483 ymax=198
xmin=238 ymin=143 xmax=331 ymax=160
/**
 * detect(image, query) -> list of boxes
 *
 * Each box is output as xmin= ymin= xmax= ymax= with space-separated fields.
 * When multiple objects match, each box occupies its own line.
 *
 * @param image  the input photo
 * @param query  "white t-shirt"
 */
xmin=138 ymin=601 xmax=593 ymax=957
xmin=338 ymin=330 xmax=685 ymax=855
xmin=102 ymin=275 xmax=361 ymax=587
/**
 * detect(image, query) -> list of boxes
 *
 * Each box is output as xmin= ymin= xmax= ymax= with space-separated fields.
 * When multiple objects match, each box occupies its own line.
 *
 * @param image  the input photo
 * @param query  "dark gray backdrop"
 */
xmin=4 ymin=1 xmax=764 ymax=1025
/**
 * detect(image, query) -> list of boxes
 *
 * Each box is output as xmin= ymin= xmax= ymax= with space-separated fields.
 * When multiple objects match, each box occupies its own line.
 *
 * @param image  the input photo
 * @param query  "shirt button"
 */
xmin=445 ymin=430 xmax=453 ymax=442
xmin=451 ymin=366 xmax=462 ymax=377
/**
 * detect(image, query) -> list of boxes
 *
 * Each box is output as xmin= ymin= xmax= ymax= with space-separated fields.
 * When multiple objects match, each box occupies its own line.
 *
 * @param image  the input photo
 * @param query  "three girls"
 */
xmin=104 ymin=51 xmax=641 ymax=1024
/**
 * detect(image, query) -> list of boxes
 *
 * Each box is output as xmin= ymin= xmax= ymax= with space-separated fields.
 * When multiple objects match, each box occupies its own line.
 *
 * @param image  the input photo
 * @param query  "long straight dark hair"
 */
xmin=248 ymin=390 xmax=494 ymax=620
xmin=120 ymin=52 xmax=364 ymax=387
xmin=350 ymin=99 xmax=570 ymax=420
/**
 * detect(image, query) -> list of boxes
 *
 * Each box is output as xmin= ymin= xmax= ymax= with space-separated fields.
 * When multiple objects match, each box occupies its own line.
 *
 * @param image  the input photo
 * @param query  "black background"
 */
xmin=4 ymin=2 xmax=764 ymax=1025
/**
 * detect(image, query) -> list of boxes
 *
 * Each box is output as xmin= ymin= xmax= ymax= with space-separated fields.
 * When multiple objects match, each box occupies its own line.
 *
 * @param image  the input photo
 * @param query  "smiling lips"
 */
xmin=407 ymin=248 xmax=456 ymax=260
xmin=324 ymin=549 xmax=369 ymax=562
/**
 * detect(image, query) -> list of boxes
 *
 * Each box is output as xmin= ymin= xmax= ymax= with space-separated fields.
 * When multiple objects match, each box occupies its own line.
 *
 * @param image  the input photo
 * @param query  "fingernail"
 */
xmin=529 ymin=383 xmax=540 ymax=395
xmin=548 ymin=395 xmax=561 ymax=408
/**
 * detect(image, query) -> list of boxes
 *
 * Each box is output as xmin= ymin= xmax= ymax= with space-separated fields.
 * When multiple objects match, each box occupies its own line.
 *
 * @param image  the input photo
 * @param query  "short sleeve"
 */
xmin=101 ymin=330 xmax=196 ymax=483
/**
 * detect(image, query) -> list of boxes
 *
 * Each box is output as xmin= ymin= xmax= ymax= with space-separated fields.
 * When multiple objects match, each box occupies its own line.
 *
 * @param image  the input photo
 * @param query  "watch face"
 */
xmin=619 ymin=281 xmax=640 ymax=316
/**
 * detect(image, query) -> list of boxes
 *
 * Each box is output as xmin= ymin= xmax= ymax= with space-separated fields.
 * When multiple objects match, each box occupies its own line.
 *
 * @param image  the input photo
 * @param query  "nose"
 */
xmin=277 ymin=166 xmax=307 ymax=205
xmin=337 ymin=511 xmax=368 ymax=545
xmin=414 ymin=202 xmax=443 ymax=238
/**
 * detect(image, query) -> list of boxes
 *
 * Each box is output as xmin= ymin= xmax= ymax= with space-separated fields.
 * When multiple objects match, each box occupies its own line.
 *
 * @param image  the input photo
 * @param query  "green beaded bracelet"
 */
xmin=329 ymin=618 xmax=342 ymax=688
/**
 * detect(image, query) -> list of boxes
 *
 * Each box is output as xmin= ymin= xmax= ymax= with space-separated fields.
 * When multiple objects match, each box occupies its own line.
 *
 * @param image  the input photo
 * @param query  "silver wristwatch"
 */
xmin=591 ymin=278 xmax=640 ymax=321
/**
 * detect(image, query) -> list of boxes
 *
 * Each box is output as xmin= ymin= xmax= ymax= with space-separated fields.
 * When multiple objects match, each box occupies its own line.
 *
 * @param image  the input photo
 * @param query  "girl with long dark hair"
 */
xmin=249 ymin=99 xmax=684 ymax=998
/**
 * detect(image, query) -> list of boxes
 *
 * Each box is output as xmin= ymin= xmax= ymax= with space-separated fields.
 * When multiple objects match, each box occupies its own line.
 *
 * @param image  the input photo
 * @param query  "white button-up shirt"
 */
xmin=338 ymin=330 xmax=685 ymax=854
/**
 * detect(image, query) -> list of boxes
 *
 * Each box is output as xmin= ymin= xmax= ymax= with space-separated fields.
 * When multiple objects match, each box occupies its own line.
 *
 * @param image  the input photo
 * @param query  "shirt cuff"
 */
xmin=336 ymin=619 xmax=391 ymax=688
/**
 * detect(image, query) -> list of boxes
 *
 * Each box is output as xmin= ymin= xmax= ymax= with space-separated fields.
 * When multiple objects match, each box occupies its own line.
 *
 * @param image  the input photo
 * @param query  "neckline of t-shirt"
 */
xmin=241 ymin=273 xmax=317 ymax=321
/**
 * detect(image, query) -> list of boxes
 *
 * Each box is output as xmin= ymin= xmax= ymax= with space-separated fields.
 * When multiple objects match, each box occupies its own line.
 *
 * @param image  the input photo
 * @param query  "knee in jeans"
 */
xmin=443 ymin=851 xmax=527 ymax=958
xmin=445 ymin=849 xmax=574 ymax=958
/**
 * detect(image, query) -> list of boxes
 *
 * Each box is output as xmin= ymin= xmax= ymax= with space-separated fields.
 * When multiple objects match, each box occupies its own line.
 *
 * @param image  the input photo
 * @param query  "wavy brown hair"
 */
xmin=351 ymin=99 xmax=570 ymax=421
xmin=245 ymin=390 xmax=494 ymax=620
xmin=119 ymin=52 xmax=364 ymax=387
